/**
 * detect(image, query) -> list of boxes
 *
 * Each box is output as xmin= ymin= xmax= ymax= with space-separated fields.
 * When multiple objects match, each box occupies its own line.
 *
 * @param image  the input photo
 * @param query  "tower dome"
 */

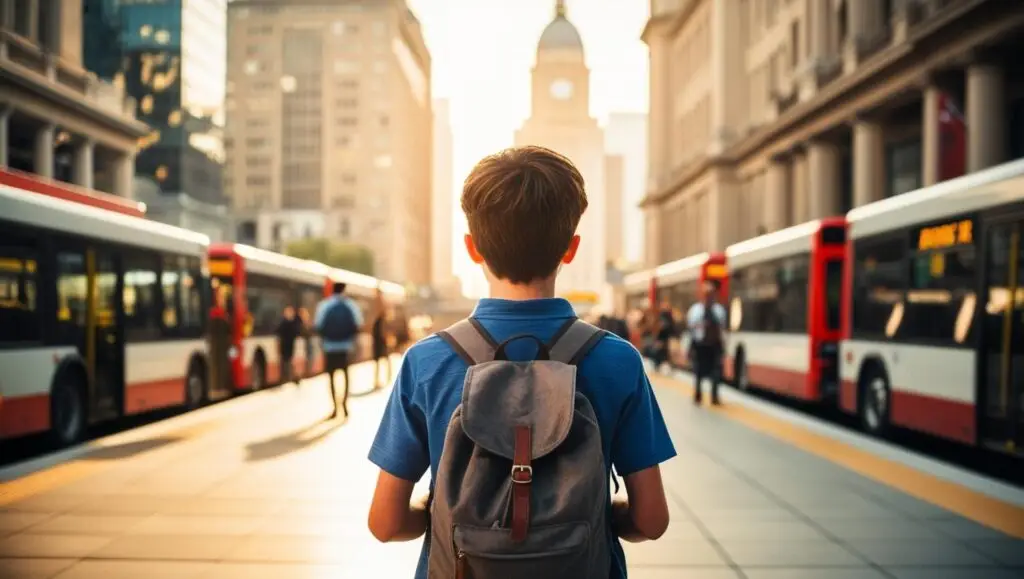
xmin=537 ymin=0 xmax=583 ymax=53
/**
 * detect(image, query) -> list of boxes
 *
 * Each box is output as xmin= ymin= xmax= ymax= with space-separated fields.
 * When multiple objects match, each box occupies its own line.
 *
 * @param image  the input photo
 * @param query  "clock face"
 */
xmin=550 ymin=79 xmax=574 ymax=100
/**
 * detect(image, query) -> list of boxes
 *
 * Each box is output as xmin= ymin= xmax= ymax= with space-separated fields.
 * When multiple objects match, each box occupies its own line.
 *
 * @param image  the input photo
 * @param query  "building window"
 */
xmin=886 ymin=139 xmax=922 ymax=198
xmin=339 ymin=217 xmax=350 ymax=237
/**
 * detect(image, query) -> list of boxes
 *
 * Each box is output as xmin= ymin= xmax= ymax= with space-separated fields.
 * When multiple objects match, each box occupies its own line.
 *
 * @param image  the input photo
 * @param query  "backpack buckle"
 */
xmin=511 ymin=465 xmax=533 ymax=484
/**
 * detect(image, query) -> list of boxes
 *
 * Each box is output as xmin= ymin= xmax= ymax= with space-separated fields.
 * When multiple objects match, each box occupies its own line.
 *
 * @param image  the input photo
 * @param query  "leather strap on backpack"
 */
xmin=510 ymin=424 xmax=533 ymax=543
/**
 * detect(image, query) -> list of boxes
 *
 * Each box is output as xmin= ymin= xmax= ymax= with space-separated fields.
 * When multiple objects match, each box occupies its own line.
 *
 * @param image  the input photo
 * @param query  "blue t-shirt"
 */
xmin=368 ymin=298 xmax=676 ymax=578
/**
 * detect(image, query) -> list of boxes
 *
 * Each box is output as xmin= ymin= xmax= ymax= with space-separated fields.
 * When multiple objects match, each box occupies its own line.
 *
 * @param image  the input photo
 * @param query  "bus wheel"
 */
xmin=859 ymin=365 xmax=891 ymax=438
xmin=734 ymin=350 xmax=750 ymax=391
xmin=50 ymin=375 xmax=86 ymax=448
xmin=251 ymin=355 xmax=267 ymax=391
xmin=185 ymin=361 xmax=207 ymax=409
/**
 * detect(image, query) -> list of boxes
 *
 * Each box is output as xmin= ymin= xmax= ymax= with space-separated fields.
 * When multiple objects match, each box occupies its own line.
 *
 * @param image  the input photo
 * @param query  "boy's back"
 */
xmin=369 ymin=298 xmax=675 ymax=578
xmin=367 ymin=145 xmax=675 ymax=579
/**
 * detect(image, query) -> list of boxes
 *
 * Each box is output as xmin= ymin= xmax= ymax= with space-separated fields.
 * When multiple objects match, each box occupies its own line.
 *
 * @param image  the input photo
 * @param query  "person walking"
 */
xmin=314 ymin=282 xmax=363 ymax=419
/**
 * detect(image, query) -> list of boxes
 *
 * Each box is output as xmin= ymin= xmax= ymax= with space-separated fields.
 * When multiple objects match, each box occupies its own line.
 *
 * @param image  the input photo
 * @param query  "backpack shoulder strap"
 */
xmin=437 ymin=318 xmax=498 ymax=365
xmin=548 ymin=318 xmax=606 ymax=365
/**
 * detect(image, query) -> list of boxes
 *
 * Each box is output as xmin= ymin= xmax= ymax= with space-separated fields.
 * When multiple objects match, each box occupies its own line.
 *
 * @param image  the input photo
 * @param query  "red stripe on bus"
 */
xmin=124 ymin=377 xmax=187 ymax=415
xmin=0 ymin=394 xmax=50 ymax=439
xmin=0 ymin=169 xmax=146 ymax=217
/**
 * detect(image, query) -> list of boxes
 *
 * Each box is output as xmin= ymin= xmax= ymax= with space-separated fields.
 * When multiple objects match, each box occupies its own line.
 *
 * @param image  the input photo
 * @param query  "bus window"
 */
xmin=824 ymin=259 xmax=843 ymax=332
xmin=0 ymin=242 xmax=40 ymax=344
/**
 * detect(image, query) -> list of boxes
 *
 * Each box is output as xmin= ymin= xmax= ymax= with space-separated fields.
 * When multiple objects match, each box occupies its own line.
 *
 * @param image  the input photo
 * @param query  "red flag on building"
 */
xmin=938 ymin=92 xmax=967 ymax=182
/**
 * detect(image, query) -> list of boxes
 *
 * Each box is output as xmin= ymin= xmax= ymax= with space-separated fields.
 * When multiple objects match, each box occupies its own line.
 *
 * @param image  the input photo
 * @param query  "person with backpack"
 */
xmin=314 ymin=281 xmax=363 ymax=419
xmin=367 ymin=146 xmax=675 ymax=579
xmin=685 ymin=279 xmax=728 ymax=405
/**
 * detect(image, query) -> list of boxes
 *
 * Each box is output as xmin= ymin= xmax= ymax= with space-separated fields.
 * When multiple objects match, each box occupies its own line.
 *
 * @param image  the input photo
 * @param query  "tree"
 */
xmin=285 ymin=238 xmax=374 ymax=276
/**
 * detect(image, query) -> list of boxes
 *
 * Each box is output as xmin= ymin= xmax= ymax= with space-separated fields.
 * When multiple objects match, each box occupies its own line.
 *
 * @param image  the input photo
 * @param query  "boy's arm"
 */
xmin=312 ymin=301 xmax=326 ymax=331
xmin=368 ymin=470 xmax=429 ymax=542
xmin=611 ymin=357 xmax=677 ymax=542
xmin=347 ymin=299 xmax=364 ymax=328
xmin=612 ymin=465 xmax=669 ymax=542
xmin=367 ymin=355 xmax=430 ymax=542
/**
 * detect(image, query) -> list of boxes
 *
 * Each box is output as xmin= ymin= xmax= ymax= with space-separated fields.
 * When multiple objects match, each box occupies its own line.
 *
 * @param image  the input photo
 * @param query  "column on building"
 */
xmin=0 ymin=107 xmax=10 ymax=168
xmin=645 ymin=30 xmax=672 ymax=190
xmin=34 ymin=123 xmax=55 ymax=178
xmin=921 ymin=83 xmax=942 ymax=186
xmin=643 ymin=206 xmax=662 ymax=268
xmin=966 ymin=59 xmax=1007 ymax=173
xmin=113 ymin=150 xmax=135 ymax=198
xmin=853 ymin=118 xmax=885 ymax=206
xmin=708 ymin=0 xmax=744 ymax=155
xmin=807 ymin=140 xmax=841 ymax=219
xmin=791 ymin=151 xmax=809 ymax=224
xmin=73 ymin=139 xmax=94 ymax=190
xmin=765 ymin=156 xmax=790 ymax=232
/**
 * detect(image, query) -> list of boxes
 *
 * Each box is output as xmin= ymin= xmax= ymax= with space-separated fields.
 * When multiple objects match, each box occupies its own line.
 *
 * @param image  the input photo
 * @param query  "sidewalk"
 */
xmin=1 ymin=361 xmax=1022 ymax=578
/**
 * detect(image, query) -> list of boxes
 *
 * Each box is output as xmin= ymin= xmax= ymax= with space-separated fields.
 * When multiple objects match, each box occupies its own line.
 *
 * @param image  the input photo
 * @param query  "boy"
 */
xmin=367 ymin=146 xmax=676 ymax=578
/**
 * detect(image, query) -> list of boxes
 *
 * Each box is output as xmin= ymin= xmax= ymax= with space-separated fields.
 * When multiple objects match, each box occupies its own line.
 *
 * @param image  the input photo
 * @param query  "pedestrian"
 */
xmin=371 ymin=288 xmax=391 ymax=390
xmin=366 ymin=145 xmax=675 ymax=578
xmin=275 ymin=305 xmax=301 ymax=384
xmin=686 ymin=279 xmax=728 ymax=405
xmin=314 ymin=282 xmax=363 ymax=419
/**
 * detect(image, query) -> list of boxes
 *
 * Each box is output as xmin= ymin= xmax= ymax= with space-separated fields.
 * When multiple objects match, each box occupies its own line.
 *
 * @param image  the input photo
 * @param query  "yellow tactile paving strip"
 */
xmin=653 ymin=373 xmax=1024 ymax=539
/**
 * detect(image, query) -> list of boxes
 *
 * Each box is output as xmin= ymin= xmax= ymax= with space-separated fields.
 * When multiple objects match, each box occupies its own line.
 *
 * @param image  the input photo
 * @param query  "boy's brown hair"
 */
xmin=461 ymin=146 xmax=588 ymax=284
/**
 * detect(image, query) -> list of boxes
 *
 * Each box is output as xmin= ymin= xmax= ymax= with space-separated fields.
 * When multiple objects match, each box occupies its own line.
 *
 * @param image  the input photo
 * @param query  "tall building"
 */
xmin=604 ymin=112 xmax=648 ymax=265
xmin=83 ymin=0 xmax=230 ymax=239
xmin=225 ymin=0 xmax=433 ymax=285
xmin=1 ymin=0 xmax=144 ymax=193
xmin=604 ymin=155 xmax=625 ymax=266
xmin=431 ymin=98 xmax=458 ymax=295
xmin=642 ymin=0 xmax=1024 ymax=267
xmin=515 ymin=0 xmax=608 ymax=310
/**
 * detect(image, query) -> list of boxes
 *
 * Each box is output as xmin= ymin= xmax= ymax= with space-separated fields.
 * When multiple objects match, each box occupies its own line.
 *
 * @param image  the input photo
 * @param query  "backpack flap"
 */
xmin=460 ymin=360 xmax=576 ymax=462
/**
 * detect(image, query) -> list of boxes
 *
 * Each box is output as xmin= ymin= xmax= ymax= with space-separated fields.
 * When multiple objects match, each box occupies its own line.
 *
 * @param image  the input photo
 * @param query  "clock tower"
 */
xmin=515 ymin=0 xmax=608 ymax=312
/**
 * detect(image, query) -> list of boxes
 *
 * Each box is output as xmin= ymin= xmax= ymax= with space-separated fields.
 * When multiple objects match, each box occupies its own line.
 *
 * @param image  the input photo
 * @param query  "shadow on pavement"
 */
xmin=81 ymin=436 xmax=184 ymax=461
xmin=244 ymin=418 xmax=344 ymax=463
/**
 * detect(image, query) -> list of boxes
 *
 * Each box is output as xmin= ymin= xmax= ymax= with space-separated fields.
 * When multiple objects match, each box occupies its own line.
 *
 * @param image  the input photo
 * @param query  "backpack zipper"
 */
xmin=455 ymin=549 xmax=466 ymax=579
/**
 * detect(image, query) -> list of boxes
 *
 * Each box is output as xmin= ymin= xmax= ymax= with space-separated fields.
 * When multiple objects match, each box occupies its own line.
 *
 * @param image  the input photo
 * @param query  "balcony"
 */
xmin=0 ymin=28 xmax=140 ymax=127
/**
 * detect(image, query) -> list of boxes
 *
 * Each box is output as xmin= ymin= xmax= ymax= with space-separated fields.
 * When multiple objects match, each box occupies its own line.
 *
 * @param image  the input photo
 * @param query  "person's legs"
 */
xmin=693 ymin=347 xmax=707 ymax=404
xmin=710 ymin=349 xmax=723 ymax=405
xmin=324 ymin=353 xmax=338 ymax=419
xmin=340 ymin=353 xmax=351 ymax=417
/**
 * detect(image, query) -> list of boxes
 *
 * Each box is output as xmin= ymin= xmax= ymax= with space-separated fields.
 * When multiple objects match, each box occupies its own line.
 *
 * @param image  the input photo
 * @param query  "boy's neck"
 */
xmin=487 ymin=277 xmax=556 ymax=301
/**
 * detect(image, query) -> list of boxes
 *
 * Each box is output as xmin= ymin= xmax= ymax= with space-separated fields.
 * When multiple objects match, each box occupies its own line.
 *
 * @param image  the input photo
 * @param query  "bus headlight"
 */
xmin=228 ymin=346 xmax=239 ymax=359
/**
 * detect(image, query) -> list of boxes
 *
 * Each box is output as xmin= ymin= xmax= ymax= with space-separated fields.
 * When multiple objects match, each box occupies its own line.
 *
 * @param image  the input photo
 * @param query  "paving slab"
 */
xmin=0 ymin=359 xmax=1021 ymax=579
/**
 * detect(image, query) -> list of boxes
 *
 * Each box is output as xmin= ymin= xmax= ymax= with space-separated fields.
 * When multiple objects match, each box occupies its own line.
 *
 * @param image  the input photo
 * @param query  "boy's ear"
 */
xmin=562 ymin=235 xmax=581 ymax=264
xmin=464 ymin=234 xmax=485 ymax=265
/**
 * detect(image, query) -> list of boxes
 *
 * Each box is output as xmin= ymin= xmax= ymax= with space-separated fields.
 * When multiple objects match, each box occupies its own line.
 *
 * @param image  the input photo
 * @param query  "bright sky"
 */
xmin=405 ymin=0 xmax=651 ymax=293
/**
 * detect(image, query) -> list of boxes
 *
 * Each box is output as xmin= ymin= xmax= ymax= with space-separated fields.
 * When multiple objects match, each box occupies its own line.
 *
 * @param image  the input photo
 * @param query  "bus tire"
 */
xmin=733 ymin=348 xmax=750 ymax=391
xmin=251 ymin=353 xmax=267 ymax=391
xmin=858 ymin=362 xmax=891 ymax=438
xmin=185 ymin=358 xmax=207 ymax=409
xmin=49 ymin=369 xmax=87 ymax=448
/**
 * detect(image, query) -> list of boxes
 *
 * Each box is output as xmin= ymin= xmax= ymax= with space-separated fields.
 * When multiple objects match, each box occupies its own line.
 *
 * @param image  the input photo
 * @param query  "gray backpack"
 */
xmin=428 ymin=317 xmax=613 ymax=579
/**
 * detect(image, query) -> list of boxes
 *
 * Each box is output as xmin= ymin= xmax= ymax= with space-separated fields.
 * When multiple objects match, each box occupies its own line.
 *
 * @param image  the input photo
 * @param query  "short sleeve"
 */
xmin=368 ymin=356 xmax=430 ymax=482
xmin=610 ymin=367 xmax=677 ymax=476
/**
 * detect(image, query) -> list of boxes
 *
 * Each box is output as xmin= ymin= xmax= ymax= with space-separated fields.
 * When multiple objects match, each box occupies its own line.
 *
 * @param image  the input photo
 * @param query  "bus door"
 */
xmin=980 ymin=218 xmax=1024 ymax=453
xmin=87 ymin=248 xmax=124 ymax=421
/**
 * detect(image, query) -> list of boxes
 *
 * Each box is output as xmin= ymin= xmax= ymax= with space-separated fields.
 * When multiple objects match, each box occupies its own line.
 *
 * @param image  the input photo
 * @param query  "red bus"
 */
xmin=207 ymin=243 xmax=331 ymax=391
xmin=206 ymin=244 xmax=409 ymax=392
xmin=724 ymin=218 xmax=847 ymax=402
xmin=623 ymin=252 xmax=729 ymax=369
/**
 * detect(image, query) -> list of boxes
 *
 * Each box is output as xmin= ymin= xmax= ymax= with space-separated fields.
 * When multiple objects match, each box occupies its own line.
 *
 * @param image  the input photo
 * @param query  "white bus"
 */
xmin=842 ymin=158 xmax=1024 ymax=455
xmin=726 ymin=218 xmax=846 ymax=403
xmin=0 ymin=176 xmax=216 ymax=447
